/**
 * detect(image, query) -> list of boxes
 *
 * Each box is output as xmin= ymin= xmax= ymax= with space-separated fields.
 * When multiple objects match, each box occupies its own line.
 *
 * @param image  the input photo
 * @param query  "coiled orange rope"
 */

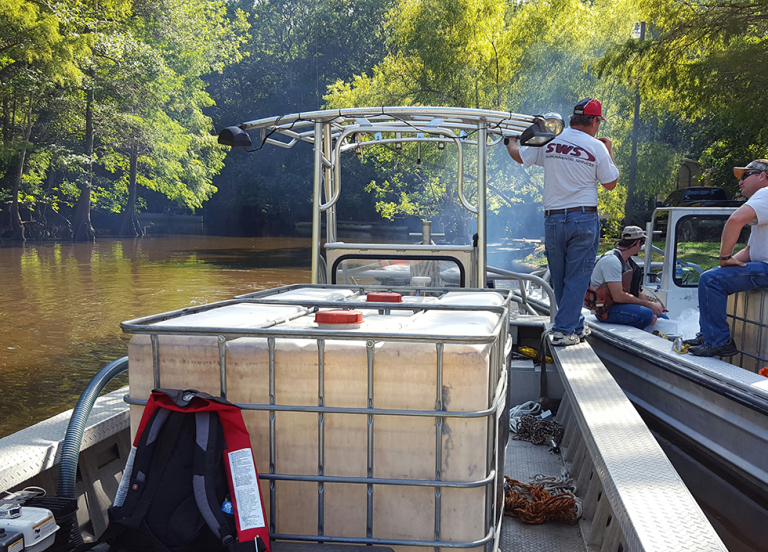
xmin=504 ymin=476 xmax=579 ymax=525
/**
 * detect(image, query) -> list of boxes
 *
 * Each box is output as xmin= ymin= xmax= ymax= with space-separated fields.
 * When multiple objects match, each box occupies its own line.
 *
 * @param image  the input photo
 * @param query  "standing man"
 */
xmin=686 ymin=159 xmax=768 ymax=357
xmin=506 ymin=98 xmax=619 ymax=345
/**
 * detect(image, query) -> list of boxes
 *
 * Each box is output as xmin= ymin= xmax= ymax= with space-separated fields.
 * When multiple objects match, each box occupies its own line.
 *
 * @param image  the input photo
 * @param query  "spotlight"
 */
xmin=520 ymin=118 xmax=557 ymax=147
xmin=217 ymin=126 xmax=252 ymax=148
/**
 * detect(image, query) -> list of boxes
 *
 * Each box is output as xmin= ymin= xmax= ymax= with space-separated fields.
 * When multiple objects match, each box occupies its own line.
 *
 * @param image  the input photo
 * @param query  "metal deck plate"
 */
xmin=552 ymin=339 xmax=727 ymax=551
xmin=0 ymin=387 xmax=129 ymax=492
xmin=500 ymin=438 xmax=584 ymax=551
xmin=586 ymin=314 xmax=768 ymax=395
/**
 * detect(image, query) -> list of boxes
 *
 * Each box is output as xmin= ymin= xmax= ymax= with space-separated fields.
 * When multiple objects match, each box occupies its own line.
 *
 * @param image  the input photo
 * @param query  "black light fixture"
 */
xmin=519 ymin=114 xmax=563 ymax=147
xmin=218 ymin=126 xmax=252 ymax=148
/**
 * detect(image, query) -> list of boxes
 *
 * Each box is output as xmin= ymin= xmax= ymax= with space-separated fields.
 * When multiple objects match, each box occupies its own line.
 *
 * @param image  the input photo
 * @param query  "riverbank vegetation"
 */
xmin=2 ymin=0 xmax=767 ymax=241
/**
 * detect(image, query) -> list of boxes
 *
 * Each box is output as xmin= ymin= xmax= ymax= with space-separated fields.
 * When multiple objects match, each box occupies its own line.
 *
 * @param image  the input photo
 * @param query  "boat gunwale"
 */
xmin=587 ymin=319 xmax=768 ymax=416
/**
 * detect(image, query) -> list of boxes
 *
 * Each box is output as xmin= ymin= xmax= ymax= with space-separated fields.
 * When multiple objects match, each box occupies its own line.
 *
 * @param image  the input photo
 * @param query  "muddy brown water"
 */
xmin=0 ymin=236 xmax=310 ymax=437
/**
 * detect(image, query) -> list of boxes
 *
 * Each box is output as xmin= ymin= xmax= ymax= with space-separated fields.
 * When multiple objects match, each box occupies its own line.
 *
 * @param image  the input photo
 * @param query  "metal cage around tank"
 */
xmin=121 ymin=285 xmax=512 ymax=552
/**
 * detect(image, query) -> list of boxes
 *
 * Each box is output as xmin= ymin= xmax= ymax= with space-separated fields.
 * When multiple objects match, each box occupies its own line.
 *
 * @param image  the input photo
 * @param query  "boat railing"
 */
xmin=486 ymin=265 xmax=556 ymax=321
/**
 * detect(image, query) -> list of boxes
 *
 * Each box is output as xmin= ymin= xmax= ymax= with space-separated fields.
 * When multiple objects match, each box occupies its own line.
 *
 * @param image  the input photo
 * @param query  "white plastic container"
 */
xmin=0 ymin=507 xmax=58 ymax=552
xmin=126 ymin=287 xmax=507 ymax=552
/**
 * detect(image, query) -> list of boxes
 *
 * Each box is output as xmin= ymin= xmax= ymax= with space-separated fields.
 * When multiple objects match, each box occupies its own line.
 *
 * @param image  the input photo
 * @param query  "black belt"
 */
xmin=544 ymin=206 xmax=597 ymax=216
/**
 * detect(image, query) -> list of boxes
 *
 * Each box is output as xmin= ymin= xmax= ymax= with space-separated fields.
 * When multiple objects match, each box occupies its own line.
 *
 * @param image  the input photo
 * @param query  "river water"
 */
xmin=0 ymin=236 xmax=310 ymax=437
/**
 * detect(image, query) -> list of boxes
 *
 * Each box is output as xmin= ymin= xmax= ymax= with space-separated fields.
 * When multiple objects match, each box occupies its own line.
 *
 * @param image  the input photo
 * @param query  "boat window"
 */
xmin=332 ymin=255 xmax=464 ymax=287
xmin=673 ymin=214 xmax=750 ymax=287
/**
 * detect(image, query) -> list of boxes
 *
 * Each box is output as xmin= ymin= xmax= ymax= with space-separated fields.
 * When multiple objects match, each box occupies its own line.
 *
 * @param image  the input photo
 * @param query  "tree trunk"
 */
xmin=73 ymin=75 xmax=96 ymax=242
xmin=120 ymin=144 xmax=142 ymax=237
xmin=9 ymin=148 xmax=27 ymax=241
xmin=8 ymin=97 xmax=34 ymax=241
xmin=2 ymin=96 xmax=10 ymax=144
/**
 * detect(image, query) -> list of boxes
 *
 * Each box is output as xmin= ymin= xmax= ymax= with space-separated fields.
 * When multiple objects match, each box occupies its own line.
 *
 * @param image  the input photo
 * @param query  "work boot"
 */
xmin=688 ymin=339 xmax=738 ymax=358
xmin=683 ymin=333 xmax=704 ymax=347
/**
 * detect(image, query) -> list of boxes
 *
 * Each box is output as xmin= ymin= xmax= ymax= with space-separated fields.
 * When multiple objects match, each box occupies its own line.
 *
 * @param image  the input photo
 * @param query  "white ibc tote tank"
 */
xmin=126 ymin=287 xmax=509 ymax=552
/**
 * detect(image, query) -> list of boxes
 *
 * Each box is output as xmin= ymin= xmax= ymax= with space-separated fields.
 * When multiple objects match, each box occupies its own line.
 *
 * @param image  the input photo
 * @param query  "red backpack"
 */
xmin=86 ymin=389 xmax=270 ymax=552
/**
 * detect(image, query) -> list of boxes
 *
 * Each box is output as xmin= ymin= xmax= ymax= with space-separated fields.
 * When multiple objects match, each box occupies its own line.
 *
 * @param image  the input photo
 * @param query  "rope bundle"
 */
xmin=504 ymin=476 xmax=581 ymax=525
xmin=509 ymin=401 xmax=541 ymax=432
xmin=512 ymin=414 xmax=564 ymax=445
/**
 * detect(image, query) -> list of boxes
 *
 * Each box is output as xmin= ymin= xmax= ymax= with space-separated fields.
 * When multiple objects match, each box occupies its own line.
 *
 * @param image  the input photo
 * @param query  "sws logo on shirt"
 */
xmin=545 ymin=142 xmax=596 ymax=162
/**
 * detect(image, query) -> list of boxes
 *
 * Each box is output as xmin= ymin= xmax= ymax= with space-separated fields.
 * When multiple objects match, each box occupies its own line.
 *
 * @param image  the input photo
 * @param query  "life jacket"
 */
xmin=584 ymin=249 xmax=643 ymax=319
xmin=85 ymin=389 xmax=270 ymax=552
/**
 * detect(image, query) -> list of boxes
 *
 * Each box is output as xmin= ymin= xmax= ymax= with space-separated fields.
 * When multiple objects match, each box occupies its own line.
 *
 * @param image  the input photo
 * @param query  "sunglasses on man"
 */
xmin=740 ymin=170 xmax=763 ymax=181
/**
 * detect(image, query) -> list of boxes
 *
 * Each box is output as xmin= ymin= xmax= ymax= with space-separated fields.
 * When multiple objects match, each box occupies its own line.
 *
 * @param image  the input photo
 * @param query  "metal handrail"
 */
xmin=486 ymin=265 xmax=557 ymax=321
xmin=325 ymin=125 xmax=465 ymax=212
xmin=239 ymin=106 xmax=535 ymax=133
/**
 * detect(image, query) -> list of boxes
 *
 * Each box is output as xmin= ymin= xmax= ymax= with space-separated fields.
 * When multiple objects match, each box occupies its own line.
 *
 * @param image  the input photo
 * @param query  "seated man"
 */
xmin=590 ymin=225 xmax=666 ymax=329
xmin=686 ymin=159 xmax=768 ymax=357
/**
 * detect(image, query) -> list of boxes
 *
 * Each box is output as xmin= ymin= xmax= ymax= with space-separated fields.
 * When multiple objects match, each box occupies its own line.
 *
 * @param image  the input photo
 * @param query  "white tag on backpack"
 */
xmin=228 ymin=448 xmax=266 ymax=530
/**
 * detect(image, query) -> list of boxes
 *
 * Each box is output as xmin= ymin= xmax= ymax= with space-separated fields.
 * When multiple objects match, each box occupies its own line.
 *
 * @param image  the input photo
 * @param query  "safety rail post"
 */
xmin=218 ymin=335 xmax=227 ymax=399
xmin=433 ymin=342 xmax=444 ymax=552
xmin=477 ymin=121 xmax=487 ymax=288
xmin=312 ymin=121 xmax=323 ymax=283
xmin=151 ymin=334 xmax=161 ymax=389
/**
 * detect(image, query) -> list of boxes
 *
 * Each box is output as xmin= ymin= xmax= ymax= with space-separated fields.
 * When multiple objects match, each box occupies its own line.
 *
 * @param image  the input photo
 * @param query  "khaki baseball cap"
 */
xmin=621 ymin=225 xmax=646 ymax=240
xmin=734 ymin=159 xmax=768 ymax=179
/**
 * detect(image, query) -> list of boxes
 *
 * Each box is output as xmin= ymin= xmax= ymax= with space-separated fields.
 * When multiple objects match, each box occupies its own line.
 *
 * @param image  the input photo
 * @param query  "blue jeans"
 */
xmin=698 ymin=263 xmax=768 ymax=347
xmin=602 ymin=304 xmax=668 ymax=330
xmin=544 ymin=210 xmax=600 ymax=334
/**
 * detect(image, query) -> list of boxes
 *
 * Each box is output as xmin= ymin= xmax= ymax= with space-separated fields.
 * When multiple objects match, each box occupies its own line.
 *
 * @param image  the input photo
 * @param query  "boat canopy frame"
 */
xmin=232 ymin=107 xmax=542 ymax=287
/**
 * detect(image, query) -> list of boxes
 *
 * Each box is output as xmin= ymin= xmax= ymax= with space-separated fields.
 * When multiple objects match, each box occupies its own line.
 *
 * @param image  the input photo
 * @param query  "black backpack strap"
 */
xmin=612 ymin=248 xmax=627 ymax=270
xmin=118 ymin=410 xmax=186 ymax=529
xmin=193 ymin=411 xmax=237 ymax=549
xmin=77 ymin=409 xmax=183 ymax=552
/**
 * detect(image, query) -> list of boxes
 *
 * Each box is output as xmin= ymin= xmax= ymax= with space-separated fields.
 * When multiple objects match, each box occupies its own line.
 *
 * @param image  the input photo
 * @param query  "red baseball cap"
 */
xmin=573 ymin=98 xmax=606 ymax=121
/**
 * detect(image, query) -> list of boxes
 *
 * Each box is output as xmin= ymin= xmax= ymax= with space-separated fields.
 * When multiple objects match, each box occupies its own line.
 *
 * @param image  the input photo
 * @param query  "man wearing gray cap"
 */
xmin=686 ymin=159 xmax=768 ymax=357
xmin=589 ymin=225 xmax=666 ymax=328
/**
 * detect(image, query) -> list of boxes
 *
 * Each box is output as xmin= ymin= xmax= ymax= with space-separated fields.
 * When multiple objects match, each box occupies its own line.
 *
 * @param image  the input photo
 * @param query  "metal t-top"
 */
xmin=220 ymin=106 xmax=558 ymax=286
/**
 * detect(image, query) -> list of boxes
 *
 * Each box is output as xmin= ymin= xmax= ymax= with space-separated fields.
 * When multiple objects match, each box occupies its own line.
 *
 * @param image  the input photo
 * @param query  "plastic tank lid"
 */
xmin=366 ymin=291 xmax=403 ymax=303
xmin=315 ymin=309 xmax=364 ymax=325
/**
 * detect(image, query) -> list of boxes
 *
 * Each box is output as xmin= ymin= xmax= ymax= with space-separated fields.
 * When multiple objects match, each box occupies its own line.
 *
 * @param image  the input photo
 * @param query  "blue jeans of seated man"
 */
xmin=544 ymin=210 xmax=600 ymax=335
xmin=698 ymin=262 xmax=768 ymax=347
xmin=602 ymin=303 xmax=668 ymax=330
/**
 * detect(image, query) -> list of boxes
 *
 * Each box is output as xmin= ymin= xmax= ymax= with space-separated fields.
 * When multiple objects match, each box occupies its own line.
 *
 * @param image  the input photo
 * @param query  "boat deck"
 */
xmin=501 ymin=438 xmax=584 ymax=551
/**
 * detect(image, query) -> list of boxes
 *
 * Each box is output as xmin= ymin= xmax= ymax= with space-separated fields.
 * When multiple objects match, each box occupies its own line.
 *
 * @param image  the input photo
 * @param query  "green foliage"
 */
xmin=325 ymin=0 xmax=647 ymax=234
xmin=597 ymin=0 xmax=768 ymax=191
xmin=1 ymin=0 xmax=246 ymax=237
xmin=203 ymin=0 xmax=394 ymax=234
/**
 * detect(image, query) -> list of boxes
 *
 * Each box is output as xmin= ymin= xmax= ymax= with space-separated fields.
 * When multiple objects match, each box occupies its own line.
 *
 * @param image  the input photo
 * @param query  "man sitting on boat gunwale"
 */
xmin=685 ymin=159 xmax=768 ymax=357
xmin=590 ymin=225 xmax=667 ymax=329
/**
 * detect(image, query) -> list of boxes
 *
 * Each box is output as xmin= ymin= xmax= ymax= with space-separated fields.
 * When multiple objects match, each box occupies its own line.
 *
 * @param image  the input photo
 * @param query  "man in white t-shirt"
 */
xmin=506 ymin=98 xmax=619 ymax=346
xmin=686 ymin=159 xmax=768 ymax=357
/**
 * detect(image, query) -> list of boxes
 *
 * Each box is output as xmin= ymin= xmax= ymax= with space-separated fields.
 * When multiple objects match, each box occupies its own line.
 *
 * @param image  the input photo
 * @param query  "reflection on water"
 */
xmin=0 ymin=236 xmax=310 ymax=437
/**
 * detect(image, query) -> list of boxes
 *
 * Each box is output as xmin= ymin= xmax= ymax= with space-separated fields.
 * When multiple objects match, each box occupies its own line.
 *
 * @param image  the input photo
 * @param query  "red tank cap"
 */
xmin=315 ymin=309 xmax=364 ymax=325
xmin=366 ymin=291 xmax=403 ymax=303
